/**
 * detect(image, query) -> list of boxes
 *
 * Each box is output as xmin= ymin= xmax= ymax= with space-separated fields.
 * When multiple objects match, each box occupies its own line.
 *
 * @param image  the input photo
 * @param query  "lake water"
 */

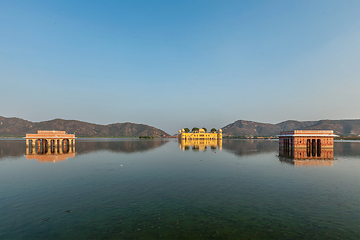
xmin=0 ymin=138 xmax=359 ymax=239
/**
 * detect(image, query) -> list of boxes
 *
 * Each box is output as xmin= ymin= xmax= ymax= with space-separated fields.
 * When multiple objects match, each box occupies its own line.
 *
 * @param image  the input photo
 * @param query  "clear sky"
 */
xmin=1 ymin=0 xmax=359 ymax=134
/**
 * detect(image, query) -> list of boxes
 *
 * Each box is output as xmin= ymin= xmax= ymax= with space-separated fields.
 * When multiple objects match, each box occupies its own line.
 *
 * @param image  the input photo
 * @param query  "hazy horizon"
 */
xmin=1 ymin=0 xmax=360 ymax=134
xmin=2 ymin=115 xmax=360 ymax=135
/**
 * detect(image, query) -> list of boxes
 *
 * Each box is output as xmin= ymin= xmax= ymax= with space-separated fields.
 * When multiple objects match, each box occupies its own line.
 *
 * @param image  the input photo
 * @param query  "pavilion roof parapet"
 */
xmin=25 ymin=130 xmax=75 ymax=139
xmin=278 ymin=130 xmax=338 ymax=137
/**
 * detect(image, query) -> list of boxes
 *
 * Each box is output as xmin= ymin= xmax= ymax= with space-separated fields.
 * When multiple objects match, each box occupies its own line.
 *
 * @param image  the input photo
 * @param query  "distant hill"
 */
xmin=222 ymin=119 xmax=360 ymax=137
xmin=0 ymin=116 xmax=170 ymax=137
xmin=1 ymin=116 xmax=359 ymax=138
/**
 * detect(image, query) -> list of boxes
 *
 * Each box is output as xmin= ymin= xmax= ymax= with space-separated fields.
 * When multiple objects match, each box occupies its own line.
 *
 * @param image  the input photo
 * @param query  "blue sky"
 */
xmin=1 ymin=0 xmax=359 ymax=134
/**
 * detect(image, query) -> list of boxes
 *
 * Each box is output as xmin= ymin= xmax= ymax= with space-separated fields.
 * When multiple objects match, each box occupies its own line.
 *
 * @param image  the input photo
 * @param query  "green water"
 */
xmin=0 ymin=139 xmax=359 ymax=239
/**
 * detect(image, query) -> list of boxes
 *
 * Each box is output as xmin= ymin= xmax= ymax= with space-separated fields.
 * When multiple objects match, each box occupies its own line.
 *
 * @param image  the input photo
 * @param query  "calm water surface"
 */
xmin=0 ymin=138 xmax=359 ymax=239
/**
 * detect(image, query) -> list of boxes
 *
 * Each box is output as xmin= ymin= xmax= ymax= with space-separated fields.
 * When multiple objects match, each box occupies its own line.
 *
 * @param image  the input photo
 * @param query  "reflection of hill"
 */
xmin=334 ymin=141 xmax=360 ymax=157
xmin=0 ymin=139 xmax=169 ymax=160
xmin=223 ymin=140 xmax=360 ymax=158
xmin=75 ymin=139 xmax=168 ymax=155
xmin=0 ymin=139 xmax=24 ymax=159
xmin=222 ymin=139 xmax=278 ymax=157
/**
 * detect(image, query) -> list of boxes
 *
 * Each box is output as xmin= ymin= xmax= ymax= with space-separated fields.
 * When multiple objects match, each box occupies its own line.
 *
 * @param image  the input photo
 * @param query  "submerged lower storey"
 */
xmin=279 ymin=136 xmax=334 ymax=160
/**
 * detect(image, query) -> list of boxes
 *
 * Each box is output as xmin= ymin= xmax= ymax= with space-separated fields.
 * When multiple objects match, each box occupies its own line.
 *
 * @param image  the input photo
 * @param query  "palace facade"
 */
xmin=178 ymin=128 xmax=222 ymax=140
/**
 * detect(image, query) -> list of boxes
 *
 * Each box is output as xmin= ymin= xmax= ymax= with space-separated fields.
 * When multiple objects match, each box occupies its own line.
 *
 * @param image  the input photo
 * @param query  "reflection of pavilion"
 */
xmin=279 ymin=148 xmax=334 ymax=160
xmin=279 ymin=157 xmax=335 ymax=167
xmin=26 ymin=152 xmax=76 ymax=163
xmin=279 ymin=145 xmax=335 ymax=166
xmin=178 ymin=139 xmax=222 ymax=151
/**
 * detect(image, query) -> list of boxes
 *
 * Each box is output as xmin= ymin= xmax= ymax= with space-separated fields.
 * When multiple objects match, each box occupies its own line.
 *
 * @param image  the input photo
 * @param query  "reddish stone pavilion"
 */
xmin=25 ymin=130 xmax=75 ymax=155
xmin=278 ymin=130 xmax=338 ymax=160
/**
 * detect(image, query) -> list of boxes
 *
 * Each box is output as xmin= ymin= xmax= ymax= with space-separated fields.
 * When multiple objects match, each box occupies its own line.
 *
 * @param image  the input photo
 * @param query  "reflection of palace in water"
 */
xmin=178 ymin=139 xmax=222 ymax=151
xmin=278 ymin=130 xmax=338 ymax=166
xmin=25 ymin=130 xmax=75 ymax=163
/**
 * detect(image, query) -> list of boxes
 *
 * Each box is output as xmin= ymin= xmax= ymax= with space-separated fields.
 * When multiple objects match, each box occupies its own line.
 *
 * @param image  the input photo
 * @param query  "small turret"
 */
xmin=179 ymin=129 xmax=186 ymax=139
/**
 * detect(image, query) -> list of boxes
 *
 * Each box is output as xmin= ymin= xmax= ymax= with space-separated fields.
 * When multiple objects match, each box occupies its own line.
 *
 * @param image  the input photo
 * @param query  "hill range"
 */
xmin=0 ymin=116 xmax=359 ymax=137
xmin=222 ymin=119 xmax=360 ymax=137
xmin=0 ymin=116 xmax=169 ymax=138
